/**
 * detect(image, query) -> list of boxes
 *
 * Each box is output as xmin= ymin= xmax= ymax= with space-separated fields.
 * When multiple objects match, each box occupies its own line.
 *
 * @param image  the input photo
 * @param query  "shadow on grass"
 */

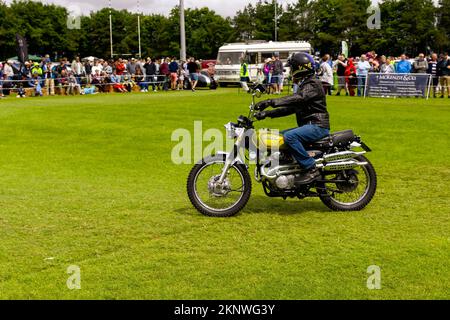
xmin=176 ymin=195 xmax=329 ymax=217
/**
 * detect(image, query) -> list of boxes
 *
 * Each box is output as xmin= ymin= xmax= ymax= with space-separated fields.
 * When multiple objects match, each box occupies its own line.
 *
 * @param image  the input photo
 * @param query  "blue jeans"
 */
xmin=283 ymin=125 xmax=330 ymax=170
xmin=357 ymin=75 xmax=367 ymax=97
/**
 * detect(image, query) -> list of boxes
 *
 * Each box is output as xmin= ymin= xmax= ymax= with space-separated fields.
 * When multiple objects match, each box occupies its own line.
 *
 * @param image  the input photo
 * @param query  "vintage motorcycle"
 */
xmin=187 ymin=85 xmax=377 ymax=217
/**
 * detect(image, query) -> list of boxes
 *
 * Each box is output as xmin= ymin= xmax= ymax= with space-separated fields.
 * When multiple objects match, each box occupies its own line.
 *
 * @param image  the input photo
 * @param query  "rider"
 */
xmin=254 ymin=52 xmax=330 ymax=184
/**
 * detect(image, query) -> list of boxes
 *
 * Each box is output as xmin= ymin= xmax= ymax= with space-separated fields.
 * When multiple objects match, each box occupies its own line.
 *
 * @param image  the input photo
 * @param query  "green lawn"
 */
xmin=0 ymin=89 xmax=449 ymax=299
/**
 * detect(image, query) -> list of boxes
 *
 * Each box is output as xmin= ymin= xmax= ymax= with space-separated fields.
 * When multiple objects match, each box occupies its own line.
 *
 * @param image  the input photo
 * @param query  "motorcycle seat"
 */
xmin=331 ymin=130 xmax=355 ymax=147
xmin=307 ymin=130 xmax=355 ymax=149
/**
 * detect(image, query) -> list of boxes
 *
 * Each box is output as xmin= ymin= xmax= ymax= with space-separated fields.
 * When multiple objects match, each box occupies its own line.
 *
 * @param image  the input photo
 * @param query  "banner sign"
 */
xmin=365 ymin=73 xmax=431 ymax=99
xmin=15 ymin=34 xmax=29 ymax=64
xmin=341 ymin=41 xmax=349 ymax=58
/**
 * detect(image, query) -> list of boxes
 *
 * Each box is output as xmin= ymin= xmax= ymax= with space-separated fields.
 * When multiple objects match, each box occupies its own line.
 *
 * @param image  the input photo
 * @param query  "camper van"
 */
xmin=214 ymin=41 xmax=312 ymax=85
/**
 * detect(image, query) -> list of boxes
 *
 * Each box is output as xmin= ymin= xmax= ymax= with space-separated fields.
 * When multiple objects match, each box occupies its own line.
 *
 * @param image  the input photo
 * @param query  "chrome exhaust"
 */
xmin=316 ymin=151 xmax=366 ymax=164
xmin=317 ymin=159 xmax=368 ymax=171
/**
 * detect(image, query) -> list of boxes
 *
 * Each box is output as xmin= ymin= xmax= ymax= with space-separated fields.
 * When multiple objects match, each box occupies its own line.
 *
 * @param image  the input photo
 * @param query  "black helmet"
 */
xmin=286 ymin=52 xmax=316 ymax=81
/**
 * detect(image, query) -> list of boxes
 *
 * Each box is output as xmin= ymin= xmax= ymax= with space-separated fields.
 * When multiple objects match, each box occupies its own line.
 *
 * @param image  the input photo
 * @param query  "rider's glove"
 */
xmin=254 ymin=99 xmax=273 ymax=111
xmin=255 ymin=111 xmax=268 ymax=120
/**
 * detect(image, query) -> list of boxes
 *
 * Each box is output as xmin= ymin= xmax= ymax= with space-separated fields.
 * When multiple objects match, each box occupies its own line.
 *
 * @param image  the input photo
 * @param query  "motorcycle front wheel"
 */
xmin=187 ymin=155 xmax=252 ymax=217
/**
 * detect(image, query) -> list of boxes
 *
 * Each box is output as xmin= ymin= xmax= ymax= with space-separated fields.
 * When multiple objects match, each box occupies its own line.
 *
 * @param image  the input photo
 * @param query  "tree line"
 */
xmin=0 ymin=0 xmax=449 ymax=61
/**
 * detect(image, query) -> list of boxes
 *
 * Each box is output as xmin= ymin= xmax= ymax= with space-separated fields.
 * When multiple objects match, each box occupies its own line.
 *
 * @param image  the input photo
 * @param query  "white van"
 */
xmin=214 ymin=41 xmax=312 ymax=85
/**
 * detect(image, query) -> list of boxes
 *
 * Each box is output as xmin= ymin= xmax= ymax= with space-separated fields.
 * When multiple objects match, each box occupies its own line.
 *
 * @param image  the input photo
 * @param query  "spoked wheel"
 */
xmin=187 ymin=155 xmax=252 ymax=217
xmin=319 ymin=155 xmax=377 ymax=211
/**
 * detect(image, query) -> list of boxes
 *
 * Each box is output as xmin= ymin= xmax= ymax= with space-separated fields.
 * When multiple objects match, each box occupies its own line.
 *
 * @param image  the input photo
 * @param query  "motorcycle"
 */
xmin=187 ymin=84 xmax=377 ymax=217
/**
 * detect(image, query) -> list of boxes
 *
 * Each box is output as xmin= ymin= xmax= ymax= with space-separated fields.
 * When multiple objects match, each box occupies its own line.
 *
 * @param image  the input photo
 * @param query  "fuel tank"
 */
xmin=253 ymin=129 xmax=288 ymax=150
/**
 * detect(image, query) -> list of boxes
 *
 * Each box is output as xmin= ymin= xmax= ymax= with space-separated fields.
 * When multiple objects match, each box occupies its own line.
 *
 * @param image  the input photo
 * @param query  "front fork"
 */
xmin=217 ymin=131 xmax=246 ymax=184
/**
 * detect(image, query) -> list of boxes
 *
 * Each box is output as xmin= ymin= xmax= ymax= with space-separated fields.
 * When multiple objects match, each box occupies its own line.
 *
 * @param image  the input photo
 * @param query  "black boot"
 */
xmin=295 ymin=166 xmax=321 ymax=185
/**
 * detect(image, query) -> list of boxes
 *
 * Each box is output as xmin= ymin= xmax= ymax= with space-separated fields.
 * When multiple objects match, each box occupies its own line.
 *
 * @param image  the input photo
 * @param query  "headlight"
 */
xmin=225 ymin=122 xmax=237 ymax=139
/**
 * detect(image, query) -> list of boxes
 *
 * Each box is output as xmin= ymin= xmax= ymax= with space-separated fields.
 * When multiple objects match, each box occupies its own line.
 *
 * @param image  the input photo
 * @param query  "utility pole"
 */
xmin=109 ymin=0 xmax=113 ymax=58
xmin=180 ymin=0 xmax=186 ymax=61
xmin=137 ymin=0 xmax=141 ymax=58
xmin=274 ymin=0 xmax=278 ymax=41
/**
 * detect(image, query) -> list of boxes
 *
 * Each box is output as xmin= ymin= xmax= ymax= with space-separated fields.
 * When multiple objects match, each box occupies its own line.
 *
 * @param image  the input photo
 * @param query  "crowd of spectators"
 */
xmin=256 ymin=51 xmax=450 ymax=98
xmin=2 ymin=51 xmax=450 ymax=99
xmin=0 ymin=55 xmax=207 ymax=98
xmin=317 ymin=51 xmax=450 ymax=98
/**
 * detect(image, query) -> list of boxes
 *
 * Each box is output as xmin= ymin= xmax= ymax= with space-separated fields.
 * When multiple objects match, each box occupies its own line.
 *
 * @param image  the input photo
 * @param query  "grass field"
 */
xmin=0 ymin=89 xmax=449 ymax=300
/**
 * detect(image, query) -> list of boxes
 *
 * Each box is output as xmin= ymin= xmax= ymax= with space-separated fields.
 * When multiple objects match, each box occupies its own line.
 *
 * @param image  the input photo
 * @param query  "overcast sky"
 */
xmin=4 ymin=0 xmax=302 ymax=17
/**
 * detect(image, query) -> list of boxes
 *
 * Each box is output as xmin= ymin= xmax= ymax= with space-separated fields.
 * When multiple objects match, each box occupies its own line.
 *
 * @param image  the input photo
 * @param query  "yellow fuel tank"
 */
xmin=256 ymin=130 xmax=288 ymax=150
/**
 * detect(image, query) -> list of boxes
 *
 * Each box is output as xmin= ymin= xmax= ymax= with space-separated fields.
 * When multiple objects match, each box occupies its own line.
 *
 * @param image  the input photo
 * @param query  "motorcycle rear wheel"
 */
xmin=318 ymin=155 xmax=377 ymax=211
xmin=187 ymin=155 xmax=252 ymax=217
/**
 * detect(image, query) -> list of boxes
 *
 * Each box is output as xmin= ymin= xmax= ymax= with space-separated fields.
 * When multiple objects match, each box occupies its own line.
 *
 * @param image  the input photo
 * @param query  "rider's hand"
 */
xmin=254 ymin=99 xmax=273 ymax=111
xmin=255 ymin=111 xmax=267 ymax=120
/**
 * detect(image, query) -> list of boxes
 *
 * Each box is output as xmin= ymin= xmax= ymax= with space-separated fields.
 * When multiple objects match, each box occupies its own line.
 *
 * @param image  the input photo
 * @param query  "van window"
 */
xmin=247 ymin=52 xmax=258 ymax=64
xmin=217 ymin=52 xmax=244 ymax=65
xmin=260 ymin=51 xmax=290 ymax=61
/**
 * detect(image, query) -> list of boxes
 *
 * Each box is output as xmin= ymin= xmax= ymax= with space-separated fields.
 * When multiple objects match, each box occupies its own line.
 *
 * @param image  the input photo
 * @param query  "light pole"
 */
xmin=274 ymin=0 xmax=278 ymax=42
xmin=109 ymin=0 xmax=113 ymax=58
xmin=137 ymin=0 xmax=141 ymax=58
xmin=180 ymin=0 xmax=186 ymax=61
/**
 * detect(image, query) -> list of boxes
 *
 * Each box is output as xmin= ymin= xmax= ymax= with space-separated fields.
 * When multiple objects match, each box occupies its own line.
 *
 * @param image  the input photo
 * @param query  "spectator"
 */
xmin=271 ymin=53 xmax=284 ymax=95
xmin=178 ymin=61 xmax=187 ymax=90
xmin=396 ymin=54 xmax=412 ymax=73
xmin=3 ymin=60 xmax=14 ymax=79
xmin=144 ymin=58 xmax=157 ymax=92
xmin=123 ymin=74 xmax=135 ymax=92
xmin=115 ymin=58 xmax=126 ymax=81
xmin=91 ymin=69 xmax=105 ymax=92
xmin=67 ymin=71 xmax=81 ymax=95
xmin=103 ymin=61 xmax=113 ymax=75
xmin=413 ymin=53 xmax=428 ymax=73
xmin=43 ymin=61 xmax=55 ymax=96
xmin=187 ymin=57 xmax=199 ymax=92
xmin=380 ymin=56 xmax=395 ymax=73
xmin=110 ymin=72 xmax=128 ymax=93
xmin=335 ymin=54 xmax=348 ymax=96
xmin=31 ymin=73 xmax=43 ymax=96
xmin=345 ymin=58 xmax=357 ymax=97
xmin=356 ymin=54 xmax=371 ymax=96
xmin=134 ymin=67 xmax=148 ymax=92
xmin=91 ymin=59 xmax=103 ymax=74
xmin=57 ymin=69 xmax=68 ymax=93
xmin=127 ymin=58 xmax=138 ymax=75
xmin=160 ymin=58 xmax=170 ymax=91
xmin=427 ymin=53 xmax=439 ymax=98
xmin=168 ymin=57 xmax=179 ymax=90
xmin=71 ymin=56 xmax=84 ymax=84
xmin=239 ymin=57 xmax=251 ymax=93
xmin=84 ymin=59 xmax=92 ymax=84
xmin=320 ymin=54 xmax=333 ymax=95
xmin=263 ymin=58 xmax=272 ymax=92
xmin=437 ymin=53 xmax=450 ymax=98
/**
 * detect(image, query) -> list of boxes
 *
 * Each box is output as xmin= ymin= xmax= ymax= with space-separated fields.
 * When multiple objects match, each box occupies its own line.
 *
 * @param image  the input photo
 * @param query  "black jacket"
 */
xmin=264 ymin=76 xmax=330 ymax=129
xmin=144 ymin=62 xmax=156 ymax=76
xmin=437 ymin=59 xmax=450 ymax=76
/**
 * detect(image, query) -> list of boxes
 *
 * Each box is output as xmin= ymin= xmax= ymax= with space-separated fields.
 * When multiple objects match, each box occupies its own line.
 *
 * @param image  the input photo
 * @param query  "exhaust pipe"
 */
xmin=318 ymin=159 xmax=368 ymax=171
xmin=316 ymin=151 xmax=365 ymax=164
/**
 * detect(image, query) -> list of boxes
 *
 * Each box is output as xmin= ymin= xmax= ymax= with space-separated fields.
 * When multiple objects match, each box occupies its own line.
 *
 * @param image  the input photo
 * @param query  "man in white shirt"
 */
xmin=3 ymin=61 xmax=15 ymax=79
xmin=356 ymin=54 xmax=371 ymax=96
xmin=319 ymin=54 xmax=334 ymax=95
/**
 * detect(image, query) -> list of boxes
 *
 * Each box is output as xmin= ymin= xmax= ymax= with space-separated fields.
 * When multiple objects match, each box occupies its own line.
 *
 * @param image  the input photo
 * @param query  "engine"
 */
xmin=259 ymin=150 xmax=368 ymax=190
